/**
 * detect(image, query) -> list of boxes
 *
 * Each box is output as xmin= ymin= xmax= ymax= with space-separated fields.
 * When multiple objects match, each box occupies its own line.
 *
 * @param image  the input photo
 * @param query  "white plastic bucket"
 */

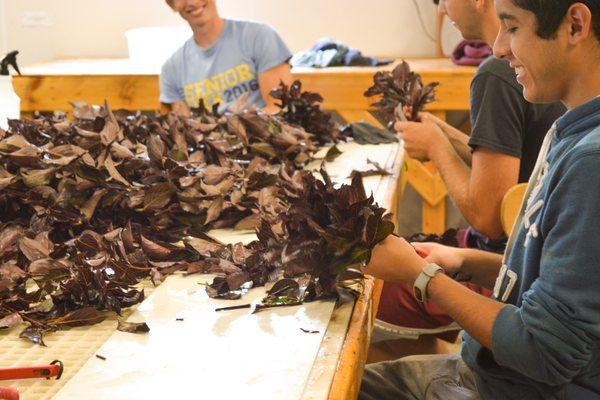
xmin=125 ymin=26 xmax=192 ymax=69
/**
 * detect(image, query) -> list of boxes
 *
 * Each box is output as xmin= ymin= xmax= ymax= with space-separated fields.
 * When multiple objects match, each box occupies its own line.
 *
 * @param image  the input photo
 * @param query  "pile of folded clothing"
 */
xmin=291 ymin=37 xmax=392 ymax=68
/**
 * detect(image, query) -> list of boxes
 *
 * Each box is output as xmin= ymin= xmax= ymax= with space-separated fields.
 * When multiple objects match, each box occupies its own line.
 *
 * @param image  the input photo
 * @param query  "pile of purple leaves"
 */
xmin=206 ymin=166 xmax=395 ymax=303
xmin=0 ymin=87 xmax=336 ymax=343
xmin=270 ymin=80 xmax=345 ymax=145
xmin=0 ymin=79 xmax=395 ymax=344
xmin=365 ymin=60 xmax=439 ymax=127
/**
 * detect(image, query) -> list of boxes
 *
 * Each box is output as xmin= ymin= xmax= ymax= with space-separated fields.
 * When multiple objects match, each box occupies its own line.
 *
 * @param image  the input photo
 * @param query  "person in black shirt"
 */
xmin=400 ymin=55 xmax=566 ymax=251
xmin=398 ymin=58 xmax=565 ymax=249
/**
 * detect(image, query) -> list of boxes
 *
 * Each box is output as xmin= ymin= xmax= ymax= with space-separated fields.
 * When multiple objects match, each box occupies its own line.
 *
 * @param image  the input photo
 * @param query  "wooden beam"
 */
xmin=12 ymin=72 xmax=462 ymax=112
xmin=329 ymin=277 xmax=374 ymax=400
xmin=13 ymin=58 xmax=474 ymax=113
xmin=402 ymin=157 xmax=448 ymax=234
xmin=404 ymin=158 xmax=447 ymax=206
xmin=423 ymin=200 xmax=446 ymax=234
xmin=13 ymin=75 xmax=159 ymax=112
xmin=295 ymin=69 xmax=472 ymax=113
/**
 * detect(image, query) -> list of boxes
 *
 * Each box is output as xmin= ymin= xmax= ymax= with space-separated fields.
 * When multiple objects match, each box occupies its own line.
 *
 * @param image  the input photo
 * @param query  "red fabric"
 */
xmin=377 ymin=228 xmax=495 ymax=341
xmin=456 ymin=228 xmax=470 ymax=249
xmin=377 ymin=281 xmax=492 ymax=341
xmin=377 ymin=281 xmax=492 ymax=329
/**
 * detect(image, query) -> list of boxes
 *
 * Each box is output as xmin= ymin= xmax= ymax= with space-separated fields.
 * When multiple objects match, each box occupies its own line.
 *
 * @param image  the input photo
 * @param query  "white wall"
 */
xmin=0 ymin=0 xmax=8 ymax=57
xmin=0 ymin=0 xmax=463 ymax=67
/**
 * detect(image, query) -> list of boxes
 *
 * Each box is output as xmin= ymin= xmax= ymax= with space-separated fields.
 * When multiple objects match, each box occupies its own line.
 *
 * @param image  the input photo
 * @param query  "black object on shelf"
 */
xmin=0 ymin=50 xmax=21 ymax=76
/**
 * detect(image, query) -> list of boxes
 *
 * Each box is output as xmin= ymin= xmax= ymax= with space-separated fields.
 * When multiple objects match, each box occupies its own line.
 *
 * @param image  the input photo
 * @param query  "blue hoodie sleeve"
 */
xmin=491 ymin=152 xmax=600 ymax=384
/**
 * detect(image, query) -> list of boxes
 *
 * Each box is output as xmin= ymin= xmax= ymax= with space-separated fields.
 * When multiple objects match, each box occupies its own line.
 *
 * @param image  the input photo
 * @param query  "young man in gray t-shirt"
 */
xmin=160 ymin=0 xmax=293 ymax=115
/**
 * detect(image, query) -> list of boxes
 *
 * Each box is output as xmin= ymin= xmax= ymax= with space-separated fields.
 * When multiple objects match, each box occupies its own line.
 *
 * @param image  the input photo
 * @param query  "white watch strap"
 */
xmin=413 ymin=263 xmax=444 ymax=302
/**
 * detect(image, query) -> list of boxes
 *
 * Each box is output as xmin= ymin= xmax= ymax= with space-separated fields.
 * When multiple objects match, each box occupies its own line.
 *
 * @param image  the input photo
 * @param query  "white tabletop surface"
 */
xmin=52 ymin=141 xmax=402 ymax=400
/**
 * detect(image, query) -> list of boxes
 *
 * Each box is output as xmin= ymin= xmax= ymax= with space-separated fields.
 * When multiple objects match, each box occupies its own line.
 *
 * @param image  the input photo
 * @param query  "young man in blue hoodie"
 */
xmin=372 ymin=0 xmax=566 ymax=357
xmin=360 ymin=1 xmax=600 ymax=399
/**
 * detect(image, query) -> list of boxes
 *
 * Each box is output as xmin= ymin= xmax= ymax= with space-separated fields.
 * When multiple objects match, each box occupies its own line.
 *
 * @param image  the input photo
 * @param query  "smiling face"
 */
xmin=493 ymin=0 xmax=568 ymax=103
xmin=438 ymin=0 xmax=483 ymax=40
xmin=167 ymin=0 xmax=218 ymax=27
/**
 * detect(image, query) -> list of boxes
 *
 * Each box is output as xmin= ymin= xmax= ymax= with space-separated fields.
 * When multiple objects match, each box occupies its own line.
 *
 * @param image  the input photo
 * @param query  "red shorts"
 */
xmin=376 ymin=227 xmax=494 ymax=341
xmin=377 ymin=281 xmax=492 ymax=334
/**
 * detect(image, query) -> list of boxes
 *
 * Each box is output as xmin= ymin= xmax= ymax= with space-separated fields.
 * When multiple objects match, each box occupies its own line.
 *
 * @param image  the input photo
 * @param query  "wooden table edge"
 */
xmin=327 ymin=276 xmax=375 ymax=400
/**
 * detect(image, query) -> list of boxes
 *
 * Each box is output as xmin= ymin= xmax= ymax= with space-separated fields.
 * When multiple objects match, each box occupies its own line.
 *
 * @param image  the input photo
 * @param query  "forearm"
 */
xmin=456 ymin=248 xmax=503 ymax=289
xmin=429 ymin=143 xmax=475 ymax=222
xmin=366 ymin=236 xmax=505 ymax=350
xmin=430 ymin=144 xmax=505 ymax=238
xmin=427 ymin=273 xmax=505 ymax=349
xmin=449 ymin=136 xmax=473 ymax=166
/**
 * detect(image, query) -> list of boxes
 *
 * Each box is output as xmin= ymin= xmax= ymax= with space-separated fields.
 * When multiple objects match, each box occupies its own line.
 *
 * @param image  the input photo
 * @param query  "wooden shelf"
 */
xmin=13 ymin=57 xmax=475 ymax=113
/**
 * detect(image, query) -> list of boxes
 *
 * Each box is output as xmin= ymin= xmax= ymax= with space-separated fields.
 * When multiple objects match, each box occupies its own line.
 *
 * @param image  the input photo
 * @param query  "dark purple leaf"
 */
xmin=184 ymin=237 xmax=224 ymax=257
xmin=365 ymin=60 xmax=439 ymax=125
xmin=81 ymin=188 xmax=107 ymax=221
xmin=324 ymin=145 xmax=342 ymax=162
xmin=48 ymin=307 xmax=106 ymax=328
xmin=0 ymin=312 xmax=23 ymax=329
xmin=18 ymin=236 xmax=50 ymax=261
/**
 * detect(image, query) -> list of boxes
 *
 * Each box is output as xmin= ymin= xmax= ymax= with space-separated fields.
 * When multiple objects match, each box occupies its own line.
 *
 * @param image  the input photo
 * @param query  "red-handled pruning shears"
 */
xmin=0 ymin=360 xmax=63 ymax=381
xmin=0 ymin=360 xmax=63 ymax=400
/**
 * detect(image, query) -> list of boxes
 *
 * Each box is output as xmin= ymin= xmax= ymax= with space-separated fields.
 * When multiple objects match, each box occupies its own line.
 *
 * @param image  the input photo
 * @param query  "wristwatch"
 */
xmin=413 ymin=263 xmax=444 ymax=302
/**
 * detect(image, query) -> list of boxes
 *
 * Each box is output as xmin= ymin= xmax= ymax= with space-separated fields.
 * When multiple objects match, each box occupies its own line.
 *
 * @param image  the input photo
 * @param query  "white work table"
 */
xmin=0 ymin=140 xmax=404 ymax=400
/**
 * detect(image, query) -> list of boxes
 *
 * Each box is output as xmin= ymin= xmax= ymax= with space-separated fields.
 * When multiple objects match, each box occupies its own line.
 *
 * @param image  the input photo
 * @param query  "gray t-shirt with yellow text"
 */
xmin=160 ymin=19 xmax=291 ymax=111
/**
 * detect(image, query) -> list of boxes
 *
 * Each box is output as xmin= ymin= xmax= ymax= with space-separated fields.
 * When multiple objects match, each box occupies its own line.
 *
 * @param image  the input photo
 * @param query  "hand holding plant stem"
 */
xmin=365 ymin=60 xmax=439 ymax=127
xmin=394 ymin=114 xmax=452 ymax=162
xmin=417 ymin=112 xmax=474 ymax=165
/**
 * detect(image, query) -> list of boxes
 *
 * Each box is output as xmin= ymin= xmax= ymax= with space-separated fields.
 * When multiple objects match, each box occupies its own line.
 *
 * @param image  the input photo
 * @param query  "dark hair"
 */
xmin=512 ymin=0 xmax=600 ymax=40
